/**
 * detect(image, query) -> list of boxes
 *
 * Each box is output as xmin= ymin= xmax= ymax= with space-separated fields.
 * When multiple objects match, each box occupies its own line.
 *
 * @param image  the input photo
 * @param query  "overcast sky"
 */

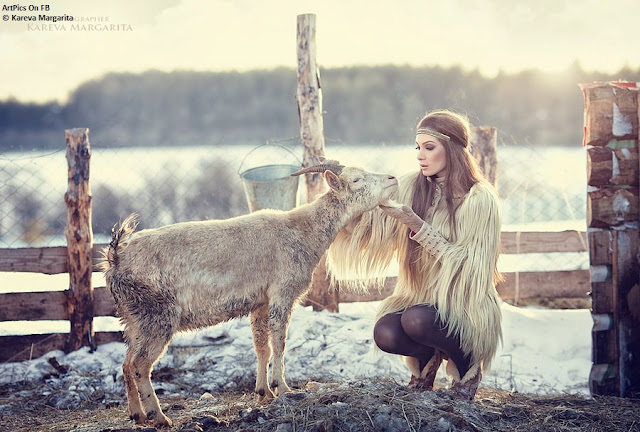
xmin=2 ymin=0 xmax=638 ymax=103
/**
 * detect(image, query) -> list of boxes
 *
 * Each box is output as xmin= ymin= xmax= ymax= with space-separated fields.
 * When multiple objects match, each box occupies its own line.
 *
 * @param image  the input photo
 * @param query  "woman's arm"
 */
xmin=380 ymin=181 xmax=500 ymax=261
xmin=378 ymin=202 xmax=449 ymax=257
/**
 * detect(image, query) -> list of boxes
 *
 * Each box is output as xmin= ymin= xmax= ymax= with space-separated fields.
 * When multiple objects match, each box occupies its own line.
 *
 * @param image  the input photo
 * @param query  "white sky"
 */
xmin=1 ymin=0 xmax=639 ymax=103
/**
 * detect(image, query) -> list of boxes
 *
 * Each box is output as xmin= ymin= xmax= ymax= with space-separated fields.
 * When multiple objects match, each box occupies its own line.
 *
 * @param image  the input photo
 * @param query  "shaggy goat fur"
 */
xmin=99 ymin=164 xmax=397 ymax=427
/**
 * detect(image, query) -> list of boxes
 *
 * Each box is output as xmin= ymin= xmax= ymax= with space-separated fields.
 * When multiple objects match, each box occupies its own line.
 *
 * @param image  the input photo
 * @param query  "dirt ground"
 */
xmin=1 ymin=376 xmax=639 ymax=432
xmin=1 ymin=296 xmax=634 ymax=432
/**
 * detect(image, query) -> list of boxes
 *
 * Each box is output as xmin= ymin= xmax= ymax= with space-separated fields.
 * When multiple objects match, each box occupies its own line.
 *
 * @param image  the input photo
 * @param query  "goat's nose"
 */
xmin=388 ymin=175 xmax=396 ymax=180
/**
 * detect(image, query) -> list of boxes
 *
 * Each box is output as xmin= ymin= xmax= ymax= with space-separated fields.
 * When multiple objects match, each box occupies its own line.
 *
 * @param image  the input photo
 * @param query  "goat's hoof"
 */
xmin=256 ymin=388 xmax=275 ymax=404
xmin=130 ymin=412 xmax=146 ymax=425
xmin=153 ymin=414 xmax=173 ymax=428
xmin=273 ymin=384 xmax=292 ymax=396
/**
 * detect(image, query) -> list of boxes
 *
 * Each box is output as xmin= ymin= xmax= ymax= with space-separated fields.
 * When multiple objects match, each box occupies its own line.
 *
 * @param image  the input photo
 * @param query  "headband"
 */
xmin=416 ymin=127 xmax=450 ymax=142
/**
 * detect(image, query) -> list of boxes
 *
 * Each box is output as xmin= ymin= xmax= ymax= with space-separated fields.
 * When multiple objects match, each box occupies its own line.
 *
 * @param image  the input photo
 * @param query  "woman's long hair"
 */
xmin=405 ymin=110 xmax=487 ymax=282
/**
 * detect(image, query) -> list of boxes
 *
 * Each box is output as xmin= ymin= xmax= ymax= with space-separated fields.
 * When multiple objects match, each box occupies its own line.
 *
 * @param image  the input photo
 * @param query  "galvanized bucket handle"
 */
xmin=238 ymin=142 xmax=302 ymax=175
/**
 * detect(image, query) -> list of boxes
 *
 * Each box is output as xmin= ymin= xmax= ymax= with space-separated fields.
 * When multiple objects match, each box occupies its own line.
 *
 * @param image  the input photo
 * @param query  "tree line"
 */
xmin=1 ymin=63 xmax=639 ymax=151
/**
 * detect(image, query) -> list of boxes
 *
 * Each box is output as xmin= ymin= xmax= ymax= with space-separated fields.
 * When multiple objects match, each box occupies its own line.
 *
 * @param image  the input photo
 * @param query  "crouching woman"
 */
xmin=328 ymin=109 xmax=502 ymax=399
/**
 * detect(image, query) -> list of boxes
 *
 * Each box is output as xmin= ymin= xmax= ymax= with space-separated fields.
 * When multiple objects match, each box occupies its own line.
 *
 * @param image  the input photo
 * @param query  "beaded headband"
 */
xmin=416 ymin=127 xmax=450 ymax=142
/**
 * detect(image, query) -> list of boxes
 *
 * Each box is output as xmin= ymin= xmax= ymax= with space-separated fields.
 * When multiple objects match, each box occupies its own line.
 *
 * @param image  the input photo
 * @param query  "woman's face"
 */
xmin=415 ymin=133 xmax=447 ymax=178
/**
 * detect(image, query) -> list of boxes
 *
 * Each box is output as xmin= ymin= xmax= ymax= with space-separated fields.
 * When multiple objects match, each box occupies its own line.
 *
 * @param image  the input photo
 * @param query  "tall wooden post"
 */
xmin=296 ymin=13 xmax=326 ymax=203
xmin=581 ymin=81 xmax=640 ymax=398
xmin=470 ymin=126 xmax=498 ymax=188
xmin=64 ymin=128 xmax=95 ymax=353
xmin=296 ymin=13 xmax=338 ymax=312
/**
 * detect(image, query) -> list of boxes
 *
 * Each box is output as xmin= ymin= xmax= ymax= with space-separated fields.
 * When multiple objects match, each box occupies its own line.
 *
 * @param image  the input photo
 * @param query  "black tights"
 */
xmin=373 ymin=304 xmax=471 ymax=377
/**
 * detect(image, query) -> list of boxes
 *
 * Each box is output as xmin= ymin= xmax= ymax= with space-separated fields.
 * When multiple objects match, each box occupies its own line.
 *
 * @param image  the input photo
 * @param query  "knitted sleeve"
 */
xmin=410 ymin=222 xmax=449 ymax=257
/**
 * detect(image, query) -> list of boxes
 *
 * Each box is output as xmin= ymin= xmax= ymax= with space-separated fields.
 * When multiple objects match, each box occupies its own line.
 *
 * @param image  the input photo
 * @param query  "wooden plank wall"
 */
xmin=582 ymin=81 xmax=640 ymax=398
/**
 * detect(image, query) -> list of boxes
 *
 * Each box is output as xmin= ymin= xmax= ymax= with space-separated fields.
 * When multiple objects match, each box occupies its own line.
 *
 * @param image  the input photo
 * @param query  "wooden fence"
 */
xmin=0 ymin=226 xmax=589 ymax=363
xmin=0 ymin=129 xmax=122 ymax=363
xmin=0 ymin=14 xmax=590 ymax=364
xmin=0 ymin=125 xmax=588 ymax=362
xmin=0 ymin=125 xmax=589 ymax=362
xmin=0 ymin=245 xmax=121 ymax=362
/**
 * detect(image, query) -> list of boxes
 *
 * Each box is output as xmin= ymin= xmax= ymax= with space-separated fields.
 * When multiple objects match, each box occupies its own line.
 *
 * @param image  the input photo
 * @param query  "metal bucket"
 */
xmin=240 ymin=164 xmax=300 ymax=212
xmin=238 ymin=143 xmax=301 ymax=212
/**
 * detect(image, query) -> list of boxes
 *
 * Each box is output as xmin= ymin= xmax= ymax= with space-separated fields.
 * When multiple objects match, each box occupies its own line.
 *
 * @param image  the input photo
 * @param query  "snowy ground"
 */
xmin=0 ymin=301 xmax=592 ymax=402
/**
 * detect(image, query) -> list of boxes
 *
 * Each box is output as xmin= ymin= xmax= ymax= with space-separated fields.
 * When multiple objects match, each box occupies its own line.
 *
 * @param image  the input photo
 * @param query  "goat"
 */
xmin=99 ymin=161 xmax=398 ymax=427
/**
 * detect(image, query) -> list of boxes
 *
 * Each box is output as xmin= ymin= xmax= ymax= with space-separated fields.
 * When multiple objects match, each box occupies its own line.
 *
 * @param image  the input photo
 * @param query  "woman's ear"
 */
xmin=324 ymin=170 xmax=343 ymax=191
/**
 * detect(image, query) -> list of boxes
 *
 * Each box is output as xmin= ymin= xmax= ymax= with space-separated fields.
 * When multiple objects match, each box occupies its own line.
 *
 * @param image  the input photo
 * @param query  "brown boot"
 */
xmin=448 ymin=362 xmax=482 ymax=400
xmin=406 ymin=351 xmax=443 ymax=391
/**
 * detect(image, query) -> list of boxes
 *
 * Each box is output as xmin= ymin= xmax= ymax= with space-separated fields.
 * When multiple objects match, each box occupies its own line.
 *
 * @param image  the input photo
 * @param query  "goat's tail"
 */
xmin=98 ymin=213 xmax=139 ymax=272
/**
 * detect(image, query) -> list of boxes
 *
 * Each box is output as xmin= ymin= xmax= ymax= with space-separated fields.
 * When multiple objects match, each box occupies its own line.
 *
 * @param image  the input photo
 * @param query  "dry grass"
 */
xmin=1 ymin=378 xmax=638 ymax=432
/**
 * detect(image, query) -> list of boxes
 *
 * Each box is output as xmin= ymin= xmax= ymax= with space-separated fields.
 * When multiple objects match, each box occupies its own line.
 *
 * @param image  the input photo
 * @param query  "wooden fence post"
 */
xmin=296 ymin=13 xmax=338 ymax=312
xmin=64 ymin=128 xmax=95 ymax=353
xmin=581 ymin=81 xmax=640 ymax=398
xmin=296 ymin=13 xmax=326 ymax=202
xmin=470 ymin=126 xmax=498 ymax=188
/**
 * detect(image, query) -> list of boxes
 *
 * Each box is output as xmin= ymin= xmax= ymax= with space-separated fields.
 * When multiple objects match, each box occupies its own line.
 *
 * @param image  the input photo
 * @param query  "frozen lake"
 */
xmin=0 ymin=142 xmax=587 ymax=235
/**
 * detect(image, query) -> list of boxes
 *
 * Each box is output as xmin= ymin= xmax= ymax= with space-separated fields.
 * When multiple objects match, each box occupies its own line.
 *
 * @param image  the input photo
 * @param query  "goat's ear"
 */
xmin=324 ymin=170 xmax=343 ymax=191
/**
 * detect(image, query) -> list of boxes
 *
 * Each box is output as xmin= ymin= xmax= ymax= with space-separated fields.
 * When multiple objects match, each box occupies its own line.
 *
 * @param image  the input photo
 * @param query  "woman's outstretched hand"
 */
xmin=379 ymin=201 xmax=424 ymax=233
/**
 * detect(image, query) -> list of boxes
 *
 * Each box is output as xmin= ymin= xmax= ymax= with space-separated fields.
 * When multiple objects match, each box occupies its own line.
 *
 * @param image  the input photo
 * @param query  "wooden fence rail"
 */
xmin=0 ymin=230 xmax=589 ymax=362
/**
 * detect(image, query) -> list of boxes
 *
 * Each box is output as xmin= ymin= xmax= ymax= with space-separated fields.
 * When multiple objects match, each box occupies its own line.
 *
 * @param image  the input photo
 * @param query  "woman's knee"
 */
xmin=400 ymin=305 xmax=439 ymax=340
xmin=373 ymin=315 xmax=402 ymax=353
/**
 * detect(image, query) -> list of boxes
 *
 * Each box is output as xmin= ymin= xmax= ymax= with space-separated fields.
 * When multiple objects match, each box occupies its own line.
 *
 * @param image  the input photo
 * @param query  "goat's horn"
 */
xmin=290 ymin=163 xmax=344 ymax=177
